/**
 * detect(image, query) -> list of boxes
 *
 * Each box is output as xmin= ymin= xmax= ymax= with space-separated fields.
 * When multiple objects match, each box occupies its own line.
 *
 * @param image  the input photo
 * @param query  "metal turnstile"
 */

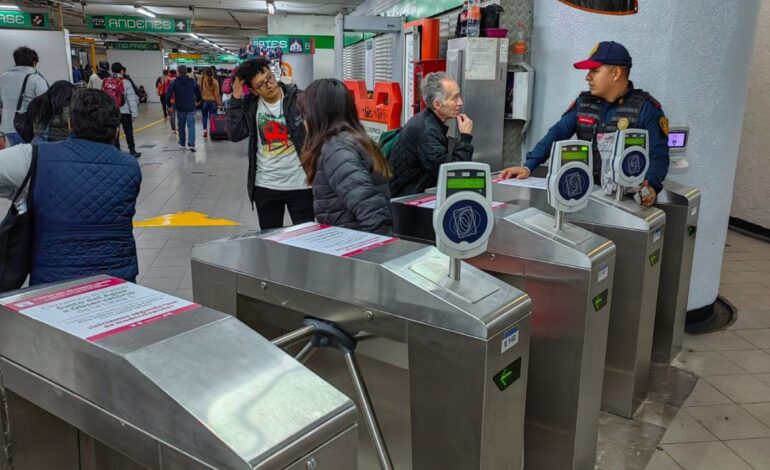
xmin=191 ymin=226 xmax=532 ymax=470
xmin=652 ymin=180 xmax=700 ymax=363
xmin=0 ymin=276 xmax=358 ymax=470
xmin=492 ymin=181 xmax=666 ymax=418
xmin=391 ymin=195 xmax=615 ymax=470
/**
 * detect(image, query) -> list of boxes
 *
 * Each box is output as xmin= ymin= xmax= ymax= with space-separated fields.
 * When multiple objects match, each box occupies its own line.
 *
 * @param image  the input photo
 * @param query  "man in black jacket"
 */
xmin=227 ymin=58 xmax=313 ymax=230
xmin=389 ymin=72 xmax=474 ymax=197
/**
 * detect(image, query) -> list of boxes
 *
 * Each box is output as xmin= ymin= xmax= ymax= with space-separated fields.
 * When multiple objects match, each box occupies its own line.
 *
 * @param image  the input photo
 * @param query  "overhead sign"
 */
xmin=251 ymin=35 xmax=334 ymax=53
xmin=0 ymin=10 xmax=49 ymax=30
xmin=168 ymin=53 xmax=202 ymax=60
xmin=88 ymin=15 xmax=190 ymax=33
xmin=107 ymin=42 xmax=160 ymax=51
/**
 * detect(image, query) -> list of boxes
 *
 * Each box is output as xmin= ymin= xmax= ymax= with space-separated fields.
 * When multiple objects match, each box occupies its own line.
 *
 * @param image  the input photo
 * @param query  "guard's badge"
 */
xmin=659 ymin=116 xmax=669 ymax=136
xmin=617 ymin=117 xmax=629 ymax=130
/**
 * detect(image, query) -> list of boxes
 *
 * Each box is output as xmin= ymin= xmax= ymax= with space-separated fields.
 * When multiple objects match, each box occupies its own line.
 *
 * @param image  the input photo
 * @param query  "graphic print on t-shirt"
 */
xmin=258 ymin=109 xmax=295 ymax=158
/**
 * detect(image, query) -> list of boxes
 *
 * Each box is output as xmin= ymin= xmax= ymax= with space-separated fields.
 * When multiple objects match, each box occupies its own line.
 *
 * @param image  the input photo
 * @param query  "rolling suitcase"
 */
xmin=209 ymin=114 xmax=228 ymax=141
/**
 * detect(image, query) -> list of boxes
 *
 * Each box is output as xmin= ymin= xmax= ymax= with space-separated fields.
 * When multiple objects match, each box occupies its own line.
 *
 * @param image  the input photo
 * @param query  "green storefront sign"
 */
xmin=107 ymin=42 xmax=160 ymax=51
xmin=88 ymin=15 xmax=190 ymax=34
xmin=0 ymin=10 xmax=49 ymax=30
xmin=251 ymin=35 xmax=334 ymax=54
xmin=173 ymin=55 xmax=240 ymax=65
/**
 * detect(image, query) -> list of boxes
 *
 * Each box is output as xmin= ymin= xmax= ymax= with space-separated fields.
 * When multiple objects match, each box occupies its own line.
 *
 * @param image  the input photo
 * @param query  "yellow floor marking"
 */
xmin=134 ymin=211 xmax=241 ymax=227
xmin=119 ymin=118 xmax=165 ymax=138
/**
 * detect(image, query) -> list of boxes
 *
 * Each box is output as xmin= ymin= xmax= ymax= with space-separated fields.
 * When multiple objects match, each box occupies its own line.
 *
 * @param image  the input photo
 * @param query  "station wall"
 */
xmin=0 ymin=29 xmax=72 ymax=84
xmin=732 ymin=0 xmax=770 ymax=231
xmin=106 ymin=49 xmax=164 ymax=103
xmin=530 ymin=0 xmax=761 ymax=310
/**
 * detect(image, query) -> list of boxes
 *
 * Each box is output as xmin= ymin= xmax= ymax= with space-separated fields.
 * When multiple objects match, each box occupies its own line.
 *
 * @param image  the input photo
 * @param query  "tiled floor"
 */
xmin=6 ymin=104 xmax=770 ymax=469
xmin=646 ymin=230 xmax=770 ymax=469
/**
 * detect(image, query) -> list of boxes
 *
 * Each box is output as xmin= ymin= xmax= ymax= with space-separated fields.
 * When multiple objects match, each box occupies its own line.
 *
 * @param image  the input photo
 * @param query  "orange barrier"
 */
xmin=403 ymin=19 xmax=441 ymax=60
xmin=345 ymin=80 xmax=403 ymax=132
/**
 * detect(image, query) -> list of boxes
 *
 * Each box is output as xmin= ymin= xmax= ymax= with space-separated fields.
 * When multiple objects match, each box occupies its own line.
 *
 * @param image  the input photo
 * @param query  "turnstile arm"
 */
xmin=272 ymin=319 xmax=395 ymax=470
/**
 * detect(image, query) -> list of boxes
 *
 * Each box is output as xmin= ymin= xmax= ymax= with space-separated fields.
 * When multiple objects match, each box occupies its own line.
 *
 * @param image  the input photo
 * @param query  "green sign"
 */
xmin=251 ymin=35 xmax=334 ymax=54
xmin=0 ymin=10 xmax=48 ymax=30
xmin=88 ymin=15 xmax=190 ymax=34
xmin=592 ymin=289 xmax=609 ymax=312
xmin=107 ymin=42 xmax=160 ymax=51
xmin=172 ymin=55 xmax=240 ymax=65
xmin=648 ymin=249 xmax=661 ymax=267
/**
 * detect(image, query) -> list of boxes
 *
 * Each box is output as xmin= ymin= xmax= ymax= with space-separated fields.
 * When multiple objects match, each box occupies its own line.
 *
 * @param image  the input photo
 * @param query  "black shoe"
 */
xmin=188 ymin=146 xmax=196 ymax=152
xmin=130 ymin=151 xmax=142 ymax=158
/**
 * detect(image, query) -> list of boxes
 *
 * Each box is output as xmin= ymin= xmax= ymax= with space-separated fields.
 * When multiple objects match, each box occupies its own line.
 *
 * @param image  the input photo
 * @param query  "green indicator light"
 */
xmin=500 ymin=370 xmax=513 ymax=384
xmin=493 ymin=357 xmax=521 ymax=391
xmin=581 ymin=146 xmax=588 ymax=151
xmin=649 ymin=249 xmax=661 ymax=266
xmin=592 ymin=289 xmax=608 ymax=312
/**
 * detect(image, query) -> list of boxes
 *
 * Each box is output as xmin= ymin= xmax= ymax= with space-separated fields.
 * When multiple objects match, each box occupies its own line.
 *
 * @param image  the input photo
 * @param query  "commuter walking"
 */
xmin=301 ymin=79 xmax=392 ymax=234
xmin=166 ymin=65 xmax=201 ymax=151
xmin=0 ymin=46 xmax=49 ymax=147
xmin=0 ymin=89 xmax=142 ymax=286
xmin=200 ymin=68 xmax=222 ymax=138
xmin=163 ymin=70 xmax=178 ymax=133
xmin=104 ymin=62 xmax=141 ymax=158
xmin=156 ymin=70 xmax=168 ymax=118
xmin=227 ymin=57 xmax=313 ymax=230
xmin=88 ymin=61 xmax=110 ymax=90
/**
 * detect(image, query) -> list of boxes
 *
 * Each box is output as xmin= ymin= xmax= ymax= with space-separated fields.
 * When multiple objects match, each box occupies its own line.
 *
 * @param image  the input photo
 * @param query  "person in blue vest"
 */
xmin=0 ymin=89 xmax=142 ymax=285
xmin=500 ymin=41 xmax=669 ymax=206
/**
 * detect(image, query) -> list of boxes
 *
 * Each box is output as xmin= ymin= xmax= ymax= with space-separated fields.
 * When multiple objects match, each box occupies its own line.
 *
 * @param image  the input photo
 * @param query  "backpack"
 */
xmin=102 ymin=75 xmax=126 ymax=108
xmin=222 ymin=76 xmax=233 ymax=95
xmin=379 ymin=127 xmax=402 ymax=161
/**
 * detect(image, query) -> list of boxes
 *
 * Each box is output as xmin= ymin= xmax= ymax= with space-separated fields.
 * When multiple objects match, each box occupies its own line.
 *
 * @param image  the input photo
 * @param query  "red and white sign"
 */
xmin=406 ymin=194 xmax=507 ymax=209
xmin=1 ymin=278 xmax=199 ymax=342
xmin=264 ymin=223 xmax=397 ymax=258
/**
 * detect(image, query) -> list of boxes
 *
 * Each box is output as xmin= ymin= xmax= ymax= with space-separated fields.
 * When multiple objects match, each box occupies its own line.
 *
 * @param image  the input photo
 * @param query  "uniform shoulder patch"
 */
xmin=659 ymin=116 xmax=669 ymax=136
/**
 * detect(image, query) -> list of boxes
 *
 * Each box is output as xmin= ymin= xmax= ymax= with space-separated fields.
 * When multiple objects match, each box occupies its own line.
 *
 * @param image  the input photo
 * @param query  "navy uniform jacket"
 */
xmin=523 ymin=87 xmax=669 ymax=192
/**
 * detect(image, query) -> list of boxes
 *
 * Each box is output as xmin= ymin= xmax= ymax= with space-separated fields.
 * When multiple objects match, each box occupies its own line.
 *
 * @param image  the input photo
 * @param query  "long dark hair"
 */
xmin=26 ymin=80 xmax=76 ymax=126
xmin=202 ymin=68 xmax=212 ymax=87
xmin=300 ymin=78 xmax=391 ymax=184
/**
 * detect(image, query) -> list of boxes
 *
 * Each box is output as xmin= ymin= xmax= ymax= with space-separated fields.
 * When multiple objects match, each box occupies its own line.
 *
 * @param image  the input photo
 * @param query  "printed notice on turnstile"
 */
xmin=406 ymin=195 xmax=507 ymax=209
xmin=494 ymin=177 xmax=548 ymax=189
xmin=264 ymin=223 xmax=397 ymax=258
xmin=1 ymin=277 xmax=199 ymax=342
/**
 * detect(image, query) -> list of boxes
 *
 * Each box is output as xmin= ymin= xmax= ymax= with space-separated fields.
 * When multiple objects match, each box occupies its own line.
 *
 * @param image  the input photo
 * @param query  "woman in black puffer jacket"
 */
xmin=300 ymin=79 xmax=393 ymax=235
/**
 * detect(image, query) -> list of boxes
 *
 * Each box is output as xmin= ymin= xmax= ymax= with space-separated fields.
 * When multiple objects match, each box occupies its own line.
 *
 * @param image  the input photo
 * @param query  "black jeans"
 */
xmin=160 ymin=94 xmax=168 ymax=118
xmin=115 ymin=114 xmax=136 ymax=153
xmin=252 ymin=186 xmax=314 ymax=230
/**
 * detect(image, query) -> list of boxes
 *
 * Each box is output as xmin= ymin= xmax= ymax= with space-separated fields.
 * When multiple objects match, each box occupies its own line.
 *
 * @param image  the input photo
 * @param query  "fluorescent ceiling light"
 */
xmin=135 ymin=7 xmax=156 ymax=18
xmin=180 ymin=49 xmax=188 ymax=53
xmin=189 ymin=33 xmax=200 ymax=39
xmin=0 ymin=4 xmax=21 ymax=10
xmin=267 ymin=0 xmax=275 ymax=15
xmin=202 ymin=39 xmax=211 ymax=44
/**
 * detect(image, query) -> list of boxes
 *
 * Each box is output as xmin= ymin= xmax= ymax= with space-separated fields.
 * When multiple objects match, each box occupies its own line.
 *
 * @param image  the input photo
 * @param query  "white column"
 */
xmin=529 ymin=0 xmax=761 ymax=310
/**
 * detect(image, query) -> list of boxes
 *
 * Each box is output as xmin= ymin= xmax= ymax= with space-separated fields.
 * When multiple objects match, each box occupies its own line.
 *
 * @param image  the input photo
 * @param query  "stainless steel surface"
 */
xmin=447 ymin=38 xmax=507 ymax=171
xmin=0 ymin=276 xmax=358 ymax=469
xmin=391 ymin=195 xmax=616 ymax=470
xmin=652 ymin=180 xmax=700 ymax=363
xmin=342 ymin=351 xmax=394 ymax=470
xmin=192 ymin=231 xmax=533 ymax=470
xmin=492 ymin=181 xmax=666 ymax=418
xmin=295 ymin=341 xmax=316 ymax=363
xmin=449 ymin=257 xmax=462 ymax=281
xmin=555 ymin=209 xmax=565 ymax=231
xmin=273 ymin=324 xmax=318 ymax=349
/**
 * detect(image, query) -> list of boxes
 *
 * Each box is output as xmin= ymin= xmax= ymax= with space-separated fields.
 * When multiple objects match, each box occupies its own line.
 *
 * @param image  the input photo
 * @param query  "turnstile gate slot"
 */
xmin=0 ymin=276 xmax=358 ymax=469
xmin=192 ymin=227 xmax=532 ymax=470
xmin=391 ymin=195 xmax=616 ymax=470
xmin=492 ymin=180 xmax=666 ymax=419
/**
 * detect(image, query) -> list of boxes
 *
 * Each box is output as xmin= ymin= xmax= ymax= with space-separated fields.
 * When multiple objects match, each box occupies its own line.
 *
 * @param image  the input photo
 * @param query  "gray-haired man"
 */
xmin=388 ymin=72 xmax=474 ymax=197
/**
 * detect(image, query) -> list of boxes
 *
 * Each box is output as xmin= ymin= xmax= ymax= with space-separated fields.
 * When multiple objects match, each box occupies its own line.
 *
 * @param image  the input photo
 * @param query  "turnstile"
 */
xmin=652 ymin=181 xmax=700 ymax=363
xmin=391 ymin=195 xmax=615 ymax=470
xmin=0 ymin=276 xmax=357 ymax=470
xmin=492 ymin=180 xmax=665 ymax=418
xmin=191 ymin=225 xmax=532 ymax=470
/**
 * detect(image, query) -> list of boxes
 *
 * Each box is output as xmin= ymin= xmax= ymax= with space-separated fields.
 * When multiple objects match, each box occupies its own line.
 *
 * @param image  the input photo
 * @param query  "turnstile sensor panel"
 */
xmin=493 ymin=357 xmax=522 ymax=391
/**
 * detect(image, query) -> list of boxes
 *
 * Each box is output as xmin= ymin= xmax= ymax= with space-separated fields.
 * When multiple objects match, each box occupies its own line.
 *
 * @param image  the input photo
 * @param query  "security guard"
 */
xmin=500 ymin=41 xmax=669 ymax=206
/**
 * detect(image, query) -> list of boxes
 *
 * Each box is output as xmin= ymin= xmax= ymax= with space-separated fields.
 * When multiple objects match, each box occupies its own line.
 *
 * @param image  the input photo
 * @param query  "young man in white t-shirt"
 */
xmin=226 ymin=58 xmax=313 ymax=230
